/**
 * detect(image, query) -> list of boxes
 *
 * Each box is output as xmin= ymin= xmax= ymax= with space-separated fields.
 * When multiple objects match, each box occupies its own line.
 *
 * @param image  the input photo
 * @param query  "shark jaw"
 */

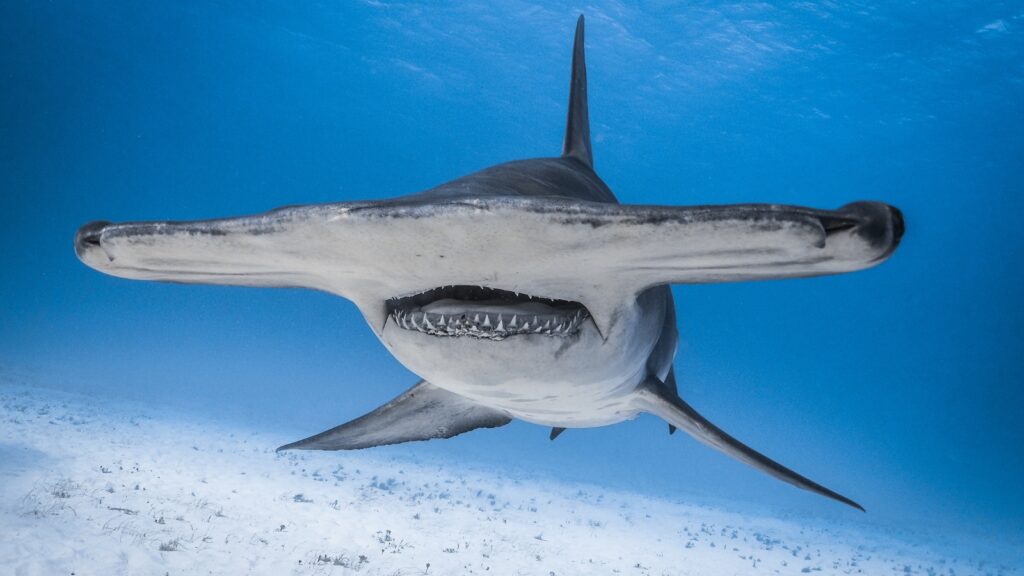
xmin=385 ymin=286 xmax=591 ymax=341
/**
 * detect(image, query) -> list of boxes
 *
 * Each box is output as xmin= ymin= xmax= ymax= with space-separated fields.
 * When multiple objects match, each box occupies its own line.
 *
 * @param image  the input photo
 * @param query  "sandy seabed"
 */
xmin=0 ymin=378 xmax=1018 ymax=576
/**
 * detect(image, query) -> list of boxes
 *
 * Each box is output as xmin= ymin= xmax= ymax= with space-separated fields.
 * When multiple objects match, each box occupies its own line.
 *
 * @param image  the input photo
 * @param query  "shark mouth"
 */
xmin=386 ymin=286 xmax=590 ymax=341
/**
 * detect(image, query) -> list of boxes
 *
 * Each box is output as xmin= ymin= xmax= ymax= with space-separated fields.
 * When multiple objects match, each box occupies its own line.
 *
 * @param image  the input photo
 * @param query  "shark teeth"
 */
xmin=384 ymin=285 xmax=590 ymax=340
xmin=389 ymin=308 xmax=589 ymax=340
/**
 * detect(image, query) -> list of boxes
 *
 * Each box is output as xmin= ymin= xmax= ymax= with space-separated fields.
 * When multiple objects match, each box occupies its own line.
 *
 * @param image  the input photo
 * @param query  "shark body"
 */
xmin=75 ymin=17 xmax=904 ymax=510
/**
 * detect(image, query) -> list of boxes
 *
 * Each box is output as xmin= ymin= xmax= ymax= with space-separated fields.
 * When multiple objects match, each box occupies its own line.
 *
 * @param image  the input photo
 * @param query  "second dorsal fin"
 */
xmin=562 ymin=15 xmax=593 ymax=169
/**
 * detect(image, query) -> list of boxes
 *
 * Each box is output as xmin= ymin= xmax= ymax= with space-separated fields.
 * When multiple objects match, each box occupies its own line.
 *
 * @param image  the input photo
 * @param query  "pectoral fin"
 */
xmin=635 ymin=376 xmax=864 ymax=511
xmin=277 ymin=381 xmax=511 ymax=451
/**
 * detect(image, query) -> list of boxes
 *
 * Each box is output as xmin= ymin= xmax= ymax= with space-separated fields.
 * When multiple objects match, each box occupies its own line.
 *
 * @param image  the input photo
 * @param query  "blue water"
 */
xmin=2 ymin=0 xmax=1021 ymax=544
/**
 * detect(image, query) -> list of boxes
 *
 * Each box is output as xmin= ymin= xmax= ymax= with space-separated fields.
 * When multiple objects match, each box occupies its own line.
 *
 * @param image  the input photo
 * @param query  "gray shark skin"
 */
xmin=75 ymin=16 xmax=903 ymax=511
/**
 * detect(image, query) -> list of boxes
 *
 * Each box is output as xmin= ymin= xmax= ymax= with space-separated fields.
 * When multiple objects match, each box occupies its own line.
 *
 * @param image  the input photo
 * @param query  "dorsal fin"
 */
xmin=562 ymin=15 xmax=593 ymax=169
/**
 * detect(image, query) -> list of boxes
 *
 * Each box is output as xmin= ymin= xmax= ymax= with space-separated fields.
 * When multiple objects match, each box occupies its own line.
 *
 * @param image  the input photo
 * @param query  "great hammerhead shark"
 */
xmin=75 ymin=16 xmax=903 ymax=510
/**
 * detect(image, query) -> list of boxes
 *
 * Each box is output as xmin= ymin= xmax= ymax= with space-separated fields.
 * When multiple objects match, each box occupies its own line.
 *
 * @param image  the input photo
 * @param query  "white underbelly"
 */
xmin=380 ymin=291 xmax=667 ymax=426
xmin=450 ymin=370 xmax=645 ymax=428
xmin=380 ymin=318 xmax=658 ymax=428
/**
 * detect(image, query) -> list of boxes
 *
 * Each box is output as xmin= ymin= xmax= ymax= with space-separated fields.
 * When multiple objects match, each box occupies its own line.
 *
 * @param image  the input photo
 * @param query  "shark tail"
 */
xmin=634 ymin=372 xmax=865 ymax=511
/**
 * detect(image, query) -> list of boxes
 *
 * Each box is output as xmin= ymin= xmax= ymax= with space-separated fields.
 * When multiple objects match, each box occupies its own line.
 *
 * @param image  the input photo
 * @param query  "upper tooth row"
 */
xmin=391 ymin=310 xmax=585 ymax=335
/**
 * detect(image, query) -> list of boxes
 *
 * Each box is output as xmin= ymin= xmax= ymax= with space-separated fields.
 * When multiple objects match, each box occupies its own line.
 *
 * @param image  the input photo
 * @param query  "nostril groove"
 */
xmin=77 ymin=220 xmax=111 ymax=249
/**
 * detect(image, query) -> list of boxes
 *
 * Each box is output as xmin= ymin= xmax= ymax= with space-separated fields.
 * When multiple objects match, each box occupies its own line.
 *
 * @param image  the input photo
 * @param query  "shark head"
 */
xmin=74 ymin=179 xmax=902 ymax=417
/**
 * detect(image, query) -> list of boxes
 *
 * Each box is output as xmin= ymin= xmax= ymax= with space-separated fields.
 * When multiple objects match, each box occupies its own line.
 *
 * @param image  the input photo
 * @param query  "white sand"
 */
xmin=0 ymin=380 xmax=1017 ymax=576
